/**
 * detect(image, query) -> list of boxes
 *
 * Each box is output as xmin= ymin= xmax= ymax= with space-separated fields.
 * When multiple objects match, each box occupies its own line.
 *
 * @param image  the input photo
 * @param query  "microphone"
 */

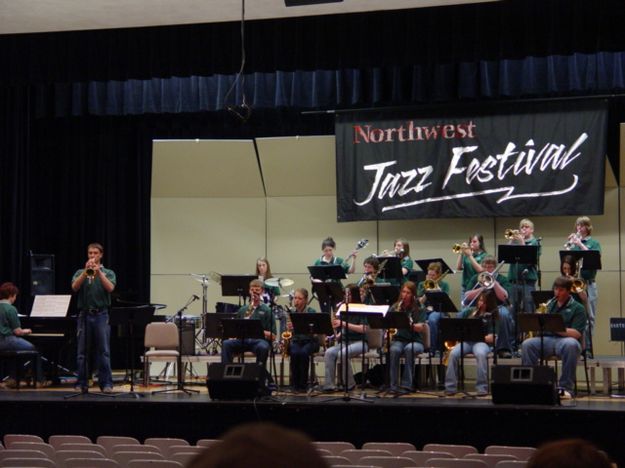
xmin=521 ymin=269 xmax=529 ymax=277
xmin=192 ymin=294 xmax=200 ymax=301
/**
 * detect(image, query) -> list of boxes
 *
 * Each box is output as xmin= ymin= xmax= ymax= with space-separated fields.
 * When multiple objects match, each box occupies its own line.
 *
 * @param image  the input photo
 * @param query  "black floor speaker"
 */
xmin=207 ymin=363 xmax=270 ymax=400
xmin=492 ymin=365 xmax=558 ymax=405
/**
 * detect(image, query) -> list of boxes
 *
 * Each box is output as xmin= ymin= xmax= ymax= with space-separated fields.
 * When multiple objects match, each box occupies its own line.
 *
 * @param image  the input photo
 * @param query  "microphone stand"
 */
xmin=153 ymin=295 xmax=199 ymax=395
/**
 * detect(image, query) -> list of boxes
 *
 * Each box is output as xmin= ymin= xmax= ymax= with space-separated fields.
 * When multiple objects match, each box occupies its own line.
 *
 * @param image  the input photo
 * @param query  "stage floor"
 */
xmin=1 ymin=380 xmax=625 ymax=465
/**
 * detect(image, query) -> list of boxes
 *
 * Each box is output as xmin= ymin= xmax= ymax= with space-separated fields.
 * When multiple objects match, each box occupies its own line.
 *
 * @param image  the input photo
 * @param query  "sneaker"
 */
xmin=559 ymin=389 xmax=574 ymax=400
xmin=476 ymin=390 xmax=489 ymax=397
xmin=3 ymin=378 xmax=17 ymax=389
xmin=102 ymin=386 xmax=114 ymax=394
xmin=497 ymin=350 xmax=512 ymax=359
xmin=74 ymin=385 xmax=87 ymax=393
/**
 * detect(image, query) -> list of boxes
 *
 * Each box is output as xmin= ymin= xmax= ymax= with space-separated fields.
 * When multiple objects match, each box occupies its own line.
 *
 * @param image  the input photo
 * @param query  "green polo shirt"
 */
xmin=72 ymin=267 xmax=116 ymax=309
xmin=236 ymin=303 xmax=276 ymax=335
xmin=461 ymin=251 xmax=487 ymax=290
xmin=571 ymin=237 xmax=601 ymax=281
xmin=0 ymin=301 xmax=20 ymax=337
xmin=391 ymin=305 xmax=427 ymax=344
xmin=545 ymin=296 xmax=587 ymax=337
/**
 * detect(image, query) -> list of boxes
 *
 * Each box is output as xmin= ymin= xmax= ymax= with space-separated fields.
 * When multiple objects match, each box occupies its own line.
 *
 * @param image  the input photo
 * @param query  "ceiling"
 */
xmin=0 ymin=0 xmax=498 ymax=35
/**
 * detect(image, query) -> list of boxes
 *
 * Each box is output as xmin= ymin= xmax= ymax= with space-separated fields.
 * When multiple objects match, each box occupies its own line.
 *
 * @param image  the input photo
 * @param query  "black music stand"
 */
xmin=308 ymin=265 xmax=346 ymax=282
xmin=425 ymin=291 xmax=458 ymax=358
xmin=439 ymin=318 xmax=485 ymax=395
xmin=311 ymin=283 xmax=344 ymax=313
xmin=517 ymin=314 xmax=565 ymax=366
xmin=375 ymin=256 xmax=402 ymax=285
xmin=202 ymin=313 xmax=236 ymax=356
xmin=220 ymin=318 xmax=265 ymax=363
xmin=370 ymin=285 xmax=400 ymax=306
xmin=221 ymin=275 xmax=258 ymax=306
xmin=531 ymin=291 xmax=554 ymax=308
xmin=367 ymin=312 xmax=409 ymax=395
xmin=415 ymin=258 xmax=454 ymax=276
xmin=290 ymin=313 xmax=333 ymax=394
xmin=110 ymin=306 xmax=155 ymax=398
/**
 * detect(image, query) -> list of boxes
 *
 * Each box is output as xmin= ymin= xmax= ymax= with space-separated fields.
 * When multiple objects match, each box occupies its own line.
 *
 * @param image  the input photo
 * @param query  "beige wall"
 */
xmin=151 ymin=138 xmax=624 ymax=357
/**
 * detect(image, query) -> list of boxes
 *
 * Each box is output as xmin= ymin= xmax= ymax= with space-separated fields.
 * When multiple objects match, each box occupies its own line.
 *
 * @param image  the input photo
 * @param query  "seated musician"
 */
xmin=388 ymin=281 xmax=427 ymax=392
xmin=286 ymin=288 xmax=318 ymax=392
xmin=322 ymin=284 xmax=368 ymax=392
xmin=0 ymin=282 xmax=49 ymax=388
xmin=464 ymin=255 xmax=515 ymax=358
xmin=221 ymin=279 xmax=276 ymax=367
xmin=521 ymin=276 xmax=587 ymax=398
xmin=256 ymin=257 xmax=280 ymax=304
xmin=444 ymin=289 xmax=498 ymax=396
xmin=416 ymin=261 xmax=450 ymax=356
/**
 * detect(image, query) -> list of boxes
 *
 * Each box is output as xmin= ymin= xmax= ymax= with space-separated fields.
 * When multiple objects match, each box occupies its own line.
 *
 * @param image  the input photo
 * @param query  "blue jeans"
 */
xmin=445 ymin=341 xmax=489 ymax=394
xmin=585 ymin=281 xmax=597 ymax=346
xmin=389 ymin=340 xmax=424 ymax=390
xmin=0 ymin=335 xmax=44 ymax=382
xmin=221 ymin=338 xmax=270 ymax=366
xmin=494 ymin=306 xmax=515 ymax=352
xmin=510 ymin=281 xmax=536 ymax=314
xmin=427 ymin=311 xmax=441 ymax=353
xmin=522 ymin=336 xmax=581 ymax=392
xmin=76 ymin=310 xmax=113 ymax=389
xmin=289 ymin=339 xmax=319 ymax=389
xmin=323 ymin=341 xmax=368 ymax=389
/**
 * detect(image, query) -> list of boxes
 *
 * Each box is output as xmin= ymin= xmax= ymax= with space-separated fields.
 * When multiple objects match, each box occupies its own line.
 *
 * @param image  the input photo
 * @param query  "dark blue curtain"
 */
xmin=1 ymin=0 xmax=624 ymax=306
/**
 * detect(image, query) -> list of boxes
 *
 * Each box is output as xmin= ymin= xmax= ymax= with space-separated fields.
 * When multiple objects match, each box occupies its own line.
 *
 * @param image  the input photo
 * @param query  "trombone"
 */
xmin=462 ymin=261 xmax=505 ymax=308
xmin=423 ymin=270 xmax=450 ymax=291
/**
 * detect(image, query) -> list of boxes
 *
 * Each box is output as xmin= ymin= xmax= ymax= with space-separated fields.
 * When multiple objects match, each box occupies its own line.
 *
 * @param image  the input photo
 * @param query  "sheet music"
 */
xmin=336 ymin=303 xmax=388 ymax=316
xmin=30 ymin=295 xmax=71 ymax=317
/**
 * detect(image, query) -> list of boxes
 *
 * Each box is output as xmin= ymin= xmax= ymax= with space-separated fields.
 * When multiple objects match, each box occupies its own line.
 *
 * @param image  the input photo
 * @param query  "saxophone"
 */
xmin=244 ymin=302 xmax=255 ymax=318
xmin=281 ymin=307 xmax=293 ymax=357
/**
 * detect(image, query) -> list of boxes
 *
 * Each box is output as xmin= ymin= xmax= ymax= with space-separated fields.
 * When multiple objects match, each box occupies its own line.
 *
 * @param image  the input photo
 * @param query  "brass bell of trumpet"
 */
xmin=504 ymin=228 xmax=520 ymax=240
xmin=452 ymin=242 xmax=468 ymax=254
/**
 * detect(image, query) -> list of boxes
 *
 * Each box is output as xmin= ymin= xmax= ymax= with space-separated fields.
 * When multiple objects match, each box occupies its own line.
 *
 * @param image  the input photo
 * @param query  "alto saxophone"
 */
xmin=281 ymin=307 xmax=293 ymax=357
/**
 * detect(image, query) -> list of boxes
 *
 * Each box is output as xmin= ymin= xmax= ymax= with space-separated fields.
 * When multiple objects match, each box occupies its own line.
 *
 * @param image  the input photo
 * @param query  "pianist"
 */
xmin=71 ymin=242 xmax=116 ymax=393
xmin=0 ymin=282 xmax=49 ymax=388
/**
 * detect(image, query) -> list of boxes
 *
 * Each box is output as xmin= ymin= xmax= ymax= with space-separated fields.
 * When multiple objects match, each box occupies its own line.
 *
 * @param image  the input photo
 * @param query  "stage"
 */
xmin=1 ymin=382 xmax=624 ymax=466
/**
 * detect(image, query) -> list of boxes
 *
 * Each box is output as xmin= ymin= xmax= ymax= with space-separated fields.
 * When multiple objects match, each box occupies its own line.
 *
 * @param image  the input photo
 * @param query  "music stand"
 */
xmin=517 ymin=314 xmax=565 ymax=366
xmin=290 ymin=313 xmax=333 ymax=394
xmin=425 ymin=290 xmax=458 ymax=358
xmin=367 ymin=312 xmax=410 ymax=394
xmin=109 ymin=306 xmax=155 ymax=398
xmin=308 ymin=265 xmax=346 ymax=282
xmin=375 ymin=256 xmax=402 ymax=285
xmin=202 ymin=313 xmax=236 ymax=356
xmin=439 ymin=318 xmax=485 ymax=395
xmin=220 ymin=275 xmax=258 ymax=306
xmin=370 ymin=285 xmax=400 ymax=306
xmin=415 ymin=258 xmax=455 ymax=276
xmin=220 ymin=319 xmax=265 ymax=363
xmin=311 ymin=283 xmax=344 ymax=312
xmin=531 ymin=291 xmax=554 ymax=308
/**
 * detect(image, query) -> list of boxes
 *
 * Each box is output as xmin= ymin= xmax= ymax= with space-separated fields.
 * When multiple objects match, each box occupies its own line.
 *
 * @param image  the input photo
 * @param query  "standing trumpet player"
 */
xmin=71 ymin=242 xmax=116 ymax=393
xmin=383 ymin=238 xmax=414 ymax=284
xmin=506 ymin=219 xmax=541 ymax=314
xmin=456 ymin=234 xmax=487 ymax=302
xmin=566 ymin=216 xmax=601 ymax=350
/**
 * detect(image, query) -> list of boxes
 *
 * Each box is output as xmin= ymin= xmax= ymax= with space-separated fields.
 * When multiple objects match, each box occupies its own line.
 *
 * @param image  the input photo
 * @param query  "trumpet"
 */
xmin=452 ymin=242 xmax=468 ymax=254
xmin=85 ymin=265 xmax=96 ymax=284
xmin=504 ymin=228 xmax=520 ymax=240
xmin=564 ymin=231 xmax=581 ymax=250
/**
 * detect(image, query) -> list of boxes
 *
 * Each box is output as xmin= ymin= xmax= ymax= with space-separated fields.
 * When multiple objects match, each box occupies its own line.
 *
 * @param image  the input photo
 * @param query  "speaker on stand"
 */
xmin=29 ymin=253 xmax=55 ymax=295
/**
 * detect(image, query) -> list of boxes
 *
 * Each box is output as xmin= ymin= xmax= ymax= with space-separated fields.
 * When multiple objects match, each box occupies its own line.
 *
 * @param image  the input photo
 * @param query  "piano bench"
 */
xmin=0 ymin=350 xmax=40 ymax=389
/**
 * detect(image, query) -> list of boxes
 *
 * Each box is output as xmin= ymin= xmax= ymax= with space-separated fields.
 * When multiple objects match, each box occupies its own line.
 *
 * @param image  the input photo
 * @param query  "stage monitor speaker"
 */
xmin=29 ymin=253 xmax=55 ymax=295
xmin=207 ymin=363 xmax=270 ymax=400
xmin=173 ymin=319 xmax=195 ymax=356
xmin=492 ymin=365 xmax=558 ymax=405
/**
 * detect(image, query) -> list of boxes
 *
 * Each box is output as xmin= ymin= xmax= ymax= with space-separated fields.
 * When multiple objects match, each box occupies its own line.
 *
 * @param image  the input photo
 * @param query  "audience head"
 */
xmin=187 ymin=422 xmax=329 ymax=468
xmin=527 ymin=438 xmax=613 ymax=468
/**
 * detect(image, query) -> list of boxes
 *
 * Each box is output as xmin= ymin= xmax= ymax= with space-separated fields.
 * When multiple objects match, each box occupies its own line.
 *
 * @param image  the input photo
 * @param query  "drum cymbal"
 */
xmin=190 ymin=273 xmax=210 ymax=285
xmin=265 ymin=277 xmax=294 ymax=288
